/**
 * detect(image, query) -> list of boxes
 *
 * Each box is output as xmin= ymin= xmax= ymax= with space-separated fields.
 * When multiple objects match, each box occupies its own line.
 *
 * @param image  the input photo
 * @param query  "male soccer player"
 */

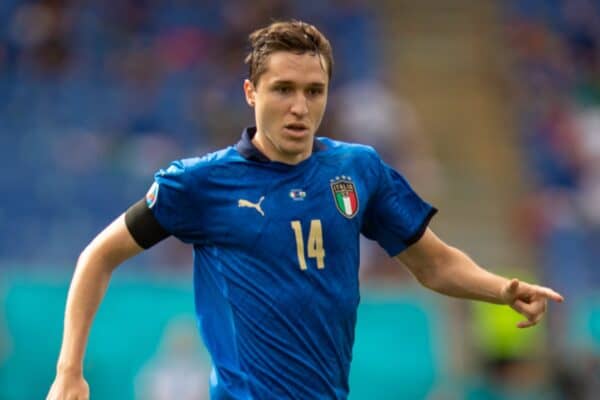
xmin=47 ymin=20 xmax=564 ymax=400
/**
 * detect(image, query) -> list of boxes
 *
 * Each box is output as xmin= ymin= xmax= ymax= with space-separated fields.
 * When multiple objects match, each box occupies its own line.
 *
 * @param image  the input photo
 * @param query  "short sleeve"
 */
xmin=361 ymin=156 xmax=437 ymax=256
xmin=149 ymin=160 xmax=194 ymax=238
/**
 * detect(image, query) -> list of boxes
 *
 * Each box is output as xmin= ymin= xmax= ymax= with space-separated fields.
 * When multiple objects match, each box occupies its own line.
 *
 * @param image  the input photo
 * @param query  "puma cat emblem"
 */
xmin=238 ymin=196 xmax=265 ymax=217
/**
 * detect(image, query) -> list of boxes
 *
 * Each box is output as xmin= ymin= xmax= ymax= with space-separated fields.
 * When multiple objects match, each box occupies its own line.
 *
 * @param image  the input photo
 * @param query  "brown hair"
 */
xmin=245 ymin=20 xmax=333 ymax=85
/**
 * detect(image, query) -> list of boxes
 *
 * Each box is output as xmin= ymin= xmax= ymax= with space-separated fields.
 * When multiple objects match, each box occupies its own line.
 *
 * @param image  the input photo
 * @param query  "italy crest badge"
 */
xmin=330 ymin=176 xmax=359 ymax=218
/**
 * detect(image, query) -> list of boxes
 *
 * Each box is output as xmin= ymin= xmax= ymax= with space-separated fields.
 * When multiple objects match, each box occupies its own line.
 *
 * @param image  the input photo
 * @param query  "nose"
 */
xmin=290 ymin=93 xmax=309 ymax=117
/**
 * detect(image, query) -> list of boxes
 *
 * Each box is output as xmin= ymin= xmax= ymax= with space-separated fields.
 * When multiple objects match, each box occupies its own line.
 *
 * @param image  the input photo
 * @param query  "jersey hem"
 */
xmin=405 ymin=207 xmax=438 ymax=247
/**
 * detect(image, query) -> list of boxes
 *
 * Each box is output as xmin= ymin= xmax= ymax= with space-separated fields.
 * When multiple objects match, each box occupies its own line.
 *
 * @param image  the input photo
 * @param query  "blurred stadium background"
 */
xmin=1 ymin=0 xmax=600 ymax=398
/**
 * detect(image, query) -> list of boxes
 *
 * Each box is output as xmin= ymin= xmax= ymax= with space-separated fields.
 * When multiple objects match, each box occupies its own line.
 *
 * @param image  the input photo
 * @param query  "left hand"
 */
xmin=500 ymin=278 xmax=564 ymax=328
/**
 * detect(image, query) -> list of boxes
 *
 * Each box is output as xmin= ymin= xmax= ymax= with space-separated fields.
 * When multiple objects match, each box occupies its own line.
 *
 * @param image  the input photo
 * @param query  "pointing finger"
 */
xmin=535 ymin=286 xmax=564 ymax=303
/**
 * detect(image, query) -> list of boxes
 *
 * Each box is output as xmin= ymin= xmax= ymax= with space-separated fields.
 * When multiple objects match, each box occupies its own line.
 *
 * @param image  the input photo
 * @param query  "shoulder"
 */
xmin=156 ymin=146 xmax=243 ymax=182
xmin=316 ymin=137 xmax=381 ymax=164
xmin=316 ymin=137 xmax=390 ymax=191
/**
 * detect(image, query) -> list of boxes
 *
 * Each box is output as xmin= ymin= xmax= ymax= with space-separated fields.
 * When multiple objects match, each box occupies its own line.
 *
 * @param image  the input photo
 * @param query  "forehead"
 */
xmin=260 ymin=51 xmax=328 ymax=86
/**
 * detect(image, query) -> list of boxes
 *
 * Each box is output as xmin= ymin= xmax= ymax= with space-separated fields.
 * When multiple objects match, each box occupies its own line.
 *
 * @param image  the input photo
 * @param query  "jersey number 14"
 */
xmin=290 ymin=220 xmax=325 ymax=270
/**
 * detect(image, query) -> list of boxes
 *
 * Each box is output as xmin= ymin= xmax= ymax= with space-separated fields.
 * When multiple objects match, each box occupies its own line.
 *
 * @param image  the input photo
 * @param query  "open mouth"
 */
xmin=284 ymin=123 xmax=309 ymax=135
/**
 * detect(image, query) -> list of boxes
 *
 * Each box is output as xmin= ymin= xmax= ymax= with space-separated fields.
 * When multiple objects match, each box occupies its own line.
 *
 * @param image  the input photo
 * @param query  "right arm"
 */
xmin=47 ymin=214 xmax=144 ymax=400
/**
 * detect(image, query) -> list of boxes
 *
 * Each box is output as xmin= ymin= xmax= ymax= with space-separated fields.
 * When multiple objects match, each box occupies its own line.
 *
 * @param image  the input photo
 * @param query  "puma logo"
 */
xmin=238 ymin=196 xmax=265 ymax=216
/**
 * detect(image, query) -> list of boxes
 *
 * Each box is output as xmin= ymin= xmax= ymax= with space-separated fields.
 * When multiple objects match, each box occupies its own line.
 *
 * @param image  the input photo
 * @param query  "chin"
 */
xmin=281 ymin=147 xmax=308 ymax=158
xmin=281 ymin=139 xmax=311 ymax=152
xmin=281 ymin=146 xmax=308 ymax=156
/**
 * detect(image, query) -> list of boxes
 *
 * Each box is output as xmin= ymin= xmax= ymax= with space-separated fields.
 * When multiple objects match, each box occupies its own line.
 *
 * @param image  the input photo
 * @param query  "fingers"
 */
xmin=517 ymin=319 xmax=538 ymax=329
xmin=511 ymin=298 xmax=547 ymax=328
xmin=534 ymin=286 xmax=564 ymax=303
xmin=508 ymin=279 xmax=565 ymax=304
xmin=502 ymin=278 xmax=564 ymax=328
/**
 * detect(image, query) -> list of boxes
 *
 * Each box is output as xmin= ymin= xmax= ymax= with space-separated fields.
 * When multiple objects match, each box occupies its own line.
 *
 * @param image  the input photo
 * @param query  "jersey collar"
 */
xmin=236 ymin=126 xmax=326 ymax=163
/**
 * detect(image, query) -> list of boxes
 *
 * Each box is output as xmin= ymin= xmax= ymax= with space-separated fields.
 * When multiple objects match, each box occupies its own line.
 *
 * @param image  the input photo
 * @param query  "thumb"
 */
xmin=502 ymin=278 xmax=520 ymax=303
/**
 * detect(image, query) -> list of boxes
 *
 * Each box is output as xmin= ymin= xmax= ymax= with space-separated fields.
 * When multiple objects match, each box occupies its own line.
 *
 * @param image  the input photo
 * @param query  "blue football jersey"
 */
xmin=146 ymin=128 xmax=436 ymax=399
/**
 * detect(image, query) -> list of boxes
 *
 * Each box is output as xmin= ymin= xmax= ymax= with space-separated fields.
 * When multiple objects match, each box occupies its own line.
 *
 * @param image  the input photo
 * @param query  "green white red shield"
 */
xmin=330 ymin=178 xmax=359 ymax=218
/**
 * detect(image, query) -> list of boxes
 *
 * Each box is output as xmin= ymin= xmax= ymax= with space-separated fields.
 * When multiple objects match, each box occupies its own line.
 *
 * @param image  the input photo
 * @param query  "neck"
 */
xmin=252 ymin=129 xmax=312 ymax=165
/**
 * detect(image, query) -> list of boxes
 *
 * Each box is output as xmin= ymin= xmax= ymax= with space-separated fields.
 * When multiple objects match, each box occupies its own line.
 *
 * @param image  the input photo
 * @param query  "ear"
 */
xmin=243 ymin=79 xmax=256 ymax=107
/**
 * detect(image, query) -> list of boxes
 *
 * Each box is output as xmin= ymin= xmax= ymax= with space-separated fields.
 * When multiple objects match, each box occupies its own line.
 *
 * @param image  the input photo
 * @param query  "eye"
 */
xmin=307 ymin=87 xmax=324 ymax=97
xmin=275 ymin=86 xmax=292 ymax=94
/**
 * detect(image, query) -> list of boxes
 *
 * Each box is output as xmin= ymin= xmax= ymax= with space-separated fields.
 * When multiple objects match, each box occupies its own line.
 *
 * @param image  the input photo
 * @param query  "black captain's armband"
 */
xmin=124 ymin=199 xmax=170 ymax=249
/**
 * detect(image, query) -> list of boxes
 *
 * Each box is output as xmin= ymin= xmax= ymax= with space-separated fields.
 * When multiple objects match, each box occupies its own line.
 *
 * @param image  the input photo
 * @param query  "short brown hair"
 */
xmin=245 ymin=20 xmax=333 ymax=85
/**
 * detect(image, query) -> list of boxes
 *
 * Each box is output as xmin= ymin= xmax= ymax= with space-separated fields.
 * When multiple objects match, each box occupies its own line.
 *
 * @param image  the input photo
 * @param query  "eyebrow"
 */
xmin=271 ymin=80 xmax=326 ymax=88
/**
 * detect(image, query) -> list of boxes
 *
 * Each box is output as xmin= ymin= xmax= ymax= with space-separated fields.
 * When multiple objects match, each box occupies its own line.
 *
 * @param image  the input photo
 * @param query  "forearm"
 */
xmin=417 ymin=246 xmax=509 ymax=304
xmin=398 ymin=228 xmax=563 ymax=328
xmin=57 ymin=250 xmax=115 ymax=374
xmin=55 ymin=214 xmax=143 ymax=374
